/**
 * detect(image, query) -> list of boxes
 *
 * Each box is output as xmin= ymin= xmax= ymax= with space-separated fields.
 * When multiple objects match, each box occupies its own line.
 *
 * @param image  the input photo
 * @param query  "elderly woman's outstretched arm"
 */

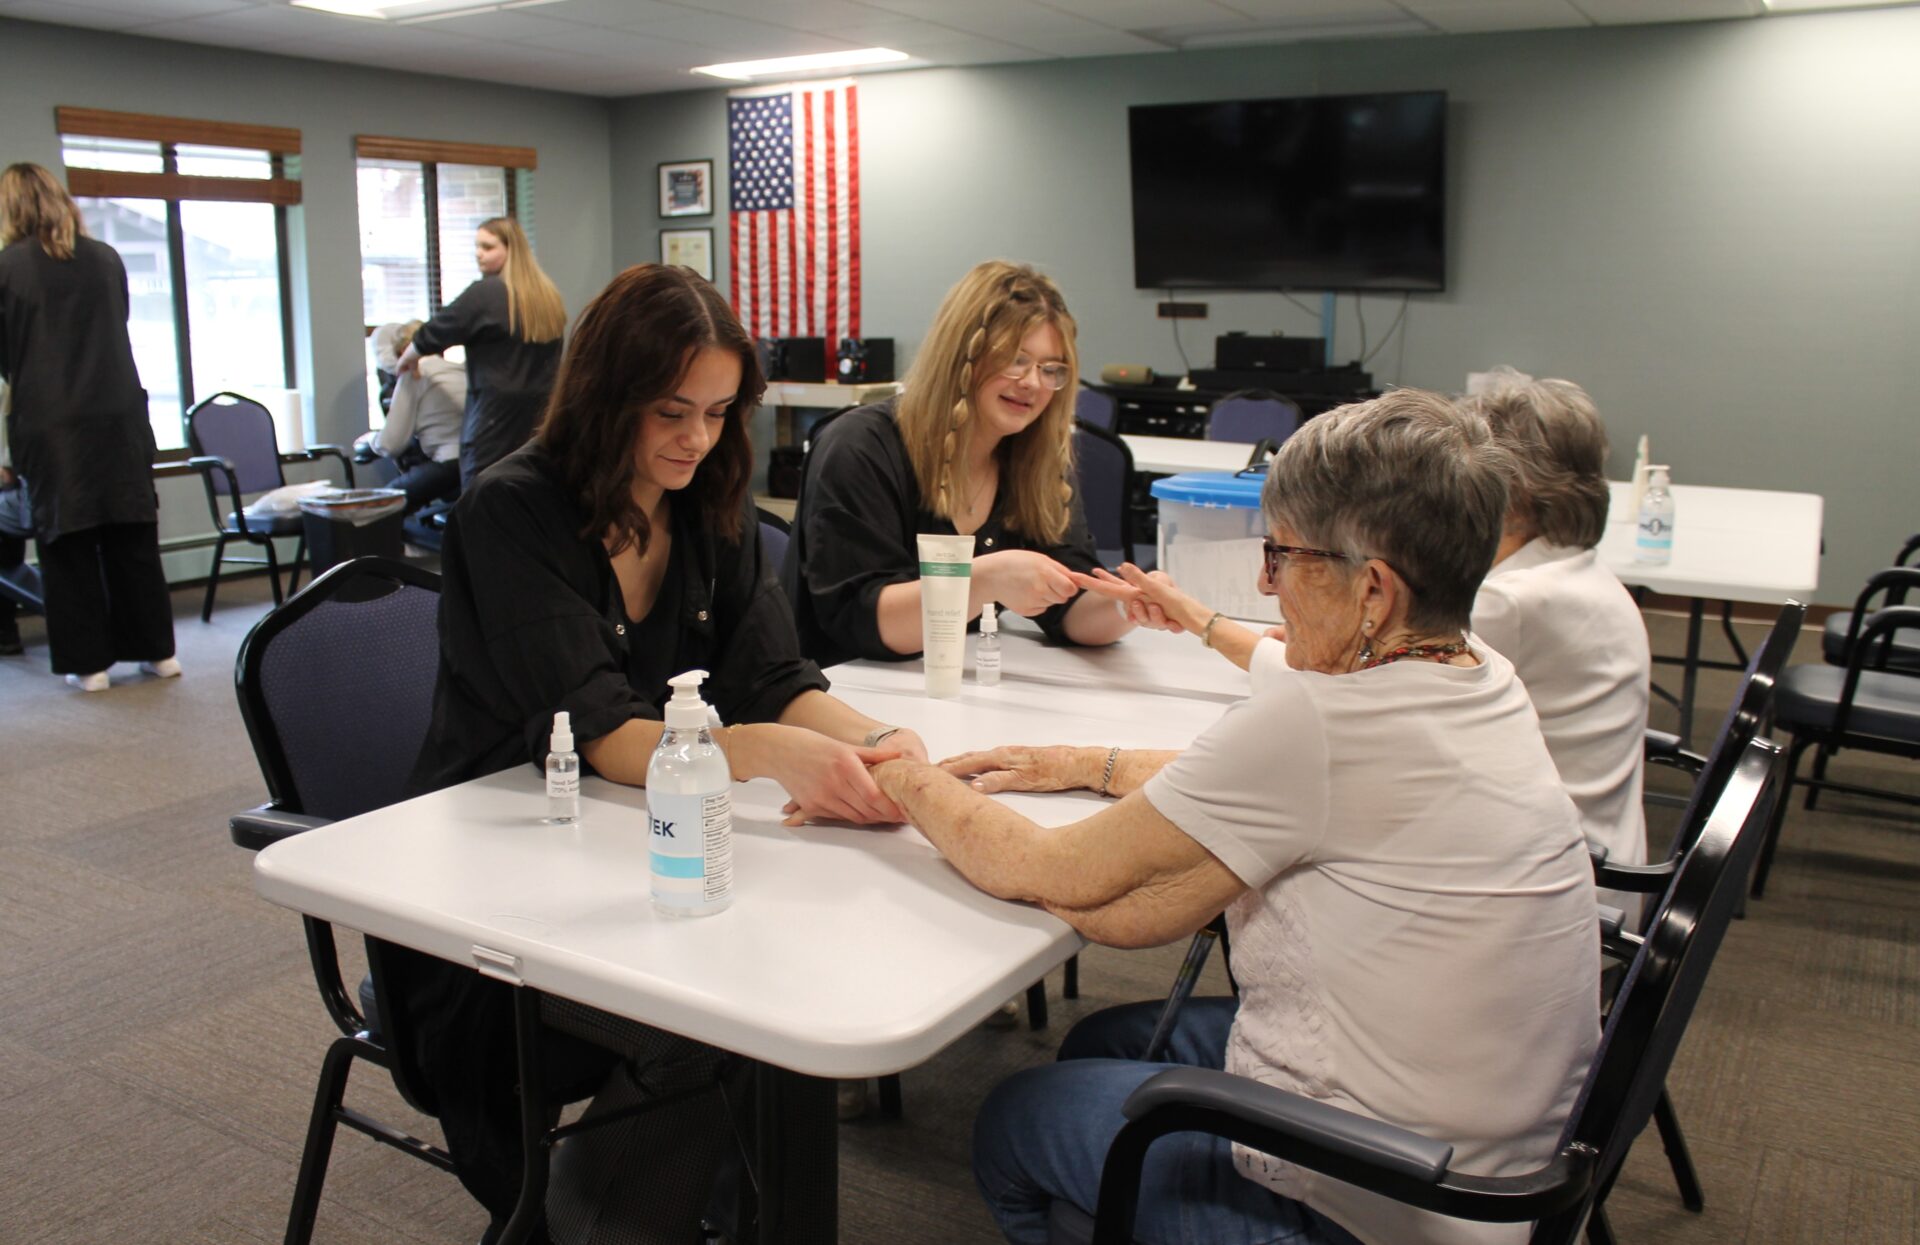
xmin=871 ymin=759 xmax=1245 ymax=949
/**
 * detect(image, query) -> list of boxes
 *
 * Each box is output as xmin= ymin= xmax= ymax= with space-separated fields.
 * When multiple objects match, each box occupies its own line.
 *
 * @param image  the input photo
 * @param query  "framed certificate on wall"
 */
xmin=660 ymin=228 xmax=714 ymax=280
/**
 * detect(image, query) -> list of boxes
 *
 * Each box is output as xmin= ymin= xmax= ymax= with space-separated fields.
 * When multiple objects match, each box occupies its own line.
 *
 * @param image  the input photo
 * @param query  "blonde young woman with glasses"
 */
xmin=782 ymin=260 xmax=1139 ymax=668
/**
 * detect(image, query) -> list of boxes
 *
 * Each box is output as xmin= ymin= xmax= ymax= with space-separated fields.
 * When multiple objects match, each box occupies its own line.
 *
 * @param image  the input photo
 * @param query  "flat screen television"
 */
xmin=1130 ymin=90 xmax=1446 ymax=292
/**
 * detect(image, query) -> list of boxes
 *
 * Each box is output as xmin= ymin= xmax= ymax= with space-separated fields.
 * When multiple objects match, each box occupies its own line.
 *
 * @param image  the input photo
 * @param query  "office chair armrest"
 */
xmin=302 ymin=444 xmax=355 ymax=488
xmin=187 ymin=454 xmax=255 ymax=536
xmin=1644 ymin=730 xmax=1707 ymax=774
xmin=1596 ymin=905 xmax=1644 ymax=962
xmin=230 ymin=804 xmax=330 ymax=851
xmin=1094 ymin=1066 xmax=1593 ymax=1239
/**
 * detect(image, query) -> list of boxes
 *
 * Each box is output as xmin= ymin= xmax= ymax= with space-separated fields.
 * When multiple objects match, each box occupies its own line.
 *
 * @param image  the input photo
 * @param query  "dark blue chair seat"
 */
xmin=225 ymin=510 xmax=306 ymax=538
xmin=1823 ymin=611 xmax=1920 ymax=671
xmin=1774 ymin=663 xmax=1920 ymax=743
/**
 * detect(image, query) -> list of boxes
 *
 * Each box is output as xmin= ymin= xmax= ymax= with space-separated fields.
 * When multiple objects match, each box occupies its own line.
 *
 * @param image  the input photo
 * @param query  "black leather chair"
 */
xmin=1820 ymin=535 xmax=1920 ymax=671
xmin=1752 ymin=596 xmax=1920 ymax=897
xmin=227 ymin=557 xmax=451 ymax=1242
xmin=187 ymin=391 xmax=353 ymax=622
xmin=1072 ymin=418 xmax=1140 ymax=569
xmin=1054 ymin=734 xmax=1782 ymax=1245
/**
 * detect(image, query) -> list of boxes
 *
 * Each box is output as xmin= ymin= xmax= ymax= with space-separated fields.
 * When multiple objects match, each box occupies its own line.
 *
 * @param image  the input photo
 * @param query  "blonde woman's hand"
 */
xmin=974 ymin=550 xmax=1079 ymax=616
xmin=939 ymin=745 xmax=1099 ymax=794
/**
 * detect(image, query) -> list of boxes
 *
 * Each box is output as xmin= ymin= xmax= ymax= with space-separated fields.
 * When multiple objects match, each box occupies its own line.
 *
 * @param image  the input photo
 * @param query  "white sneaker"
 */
xmin=66 ymin=670 xmax=110 ymax=692
xmin=139 ymin=657 xmax=182 ymax=678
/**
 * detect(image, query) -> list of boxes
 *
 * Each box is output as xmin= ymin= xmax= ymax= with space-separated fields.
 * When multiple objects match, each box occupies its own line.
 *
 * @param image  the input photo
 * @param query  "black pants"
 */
xmin=388 ymin=457 xmax=460 ymax=513
xmin=39 ymin=522 xmax=176 ymax=675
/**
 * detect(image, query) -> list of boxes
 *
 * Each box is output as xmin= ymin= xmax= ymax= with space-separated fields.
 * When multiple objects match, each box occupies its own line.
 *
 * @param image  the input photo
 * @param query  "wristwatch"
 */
xmin=862 ymin=725 xmax=903 ymax=749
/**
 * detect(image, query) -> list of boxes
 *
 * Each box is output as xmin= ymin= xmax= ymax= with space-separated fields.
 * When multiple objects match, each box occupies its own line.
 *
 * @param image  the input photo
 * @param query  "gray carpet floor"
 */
xmin=1 ymin=579 xmax=1915 ymax=1244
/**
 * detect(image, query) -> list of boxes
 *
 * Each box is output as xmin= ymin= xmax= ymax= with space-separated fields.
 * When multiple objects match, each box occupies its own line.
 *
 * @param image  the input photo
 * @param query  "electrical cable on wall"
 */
xmin=1354 ymin=294 xmax=1369 ymax=363
xmin=1364 ymin=294 xmax=1412 ymax=366
xmin=1166 ymin=287 xmax=1192 ymax=373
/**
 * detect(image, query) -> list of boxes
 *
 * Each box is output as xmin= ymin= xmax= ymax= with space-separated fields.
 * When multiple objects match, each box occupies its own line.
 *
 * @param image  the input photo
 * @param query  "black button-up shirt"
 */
xmin=410 ymin=443 xmax=827 ymax=794
xmin=781 ymin=400 xmax=1099 ymax=669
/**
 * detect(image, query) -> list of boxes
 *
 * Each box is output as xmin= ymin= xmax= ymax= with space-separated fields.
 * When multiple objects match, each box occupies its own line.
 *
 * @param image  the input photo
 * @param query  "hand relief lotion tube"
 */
xmin=917 ymin=533 xmax=974 ymax=699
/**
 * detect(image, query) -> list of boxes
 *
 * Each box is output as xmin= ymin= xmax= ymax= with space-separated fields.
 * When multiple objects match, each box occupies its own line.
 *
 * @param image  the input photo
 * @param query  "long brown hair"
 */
xmin=894 ymin=260 xmax=1080 ymax=543
xmin=478 ymin=215 xmax=566 ymax=342
xmin=0 ymin=163 xmax=85 ymax=260
xmin=537 ymin=264 xmax=762 ymax=556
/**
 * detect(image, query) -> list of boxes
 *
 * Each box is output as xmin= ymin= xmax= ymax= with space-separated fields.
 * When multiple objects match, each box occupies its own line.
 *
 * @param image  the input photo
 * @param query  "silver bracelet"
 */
xmin=1099 ymin=746 xmax=1121 ymax=796
xmin=862 ymin=725 xmax=902 ymax=749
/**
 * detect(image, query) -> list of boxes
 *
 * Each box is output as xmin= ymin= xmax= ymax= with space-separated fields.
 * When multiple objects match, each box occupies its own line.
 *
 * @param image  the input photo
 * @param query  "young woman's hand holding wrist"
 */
xmin=731 ymin=722 xmax=905 ymax=826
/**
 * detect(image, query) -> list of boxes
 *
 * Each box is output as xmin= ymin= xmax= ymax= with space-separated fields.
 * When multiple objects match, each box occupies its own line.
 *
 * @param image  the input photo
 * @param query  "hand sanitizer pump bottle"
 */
xmin=1635 ymin=466 xmax=1676 ymax=566
xmin=647 ymin=670 xmax=734 ymax=917
xmin=976 ymin=601 xmax=1001 ymax=687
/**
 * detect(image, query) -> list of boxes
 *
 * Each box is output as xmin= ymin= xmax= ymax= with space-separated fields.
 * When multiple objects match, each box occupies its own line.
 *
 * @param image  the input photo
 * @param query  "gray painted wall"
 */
xmin=1 ymin=16 xmax=613 ymax=580
xmin=609 ymin=8 xmax=1920 ymax=605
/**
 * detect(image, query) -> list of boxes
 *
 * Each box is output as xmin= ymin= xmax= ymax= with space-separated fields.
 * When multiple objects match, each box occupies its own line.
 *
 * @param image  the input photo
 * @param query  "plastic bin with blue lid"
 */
xmin=1150 ymin=471 xmax=1279 ymax=623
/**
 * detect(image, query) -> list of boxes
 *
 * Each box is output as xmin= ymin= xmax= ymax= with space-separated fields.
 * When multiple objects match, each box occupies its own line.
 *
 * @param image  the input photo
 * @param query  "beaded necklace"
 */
xmin=1359 ymin=639 xmax=1473 ymax=671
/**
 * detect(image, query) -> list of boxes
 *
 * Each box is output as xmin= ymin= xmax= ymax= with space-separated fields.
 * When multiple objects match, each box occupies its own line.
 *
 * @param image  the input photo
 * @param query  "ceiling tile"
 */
xmin=398 ymin=8 xmax=588 ymax=39
xmin=1035 ymin=0 xmax=1246 ymax=27
xmin=1570 ymin=0 xmax=1764 ymax=22
xmin=0 ymin=0 xmax=153 ymax=29
xmin=1224 ymin=0 xmax=1413 ymax=19
xmin=501 ymin=0 xmax=687 ymax=27
xmin=631 ymin=10 xmax=860 ymax=57
xmin=1395 ymin=0 xmax=1591 ymax=33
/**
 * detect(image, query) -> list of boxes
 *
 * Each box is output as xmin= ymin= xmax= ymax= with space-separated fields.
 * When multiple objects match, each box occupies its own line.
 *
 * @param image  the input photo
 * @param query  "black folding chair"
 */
xmin=1752 ymin=595 xmax=1920 ymax=897
xmin=227 ymin=557 xmax=452 ymax=1242
xmin=188 ymin=391 xmax=353 ymax=621
xmin=1058 ymin=734 xmax=1782 ymax=1245
xmin=1819 ymin=535 xmax=1920 ymax=672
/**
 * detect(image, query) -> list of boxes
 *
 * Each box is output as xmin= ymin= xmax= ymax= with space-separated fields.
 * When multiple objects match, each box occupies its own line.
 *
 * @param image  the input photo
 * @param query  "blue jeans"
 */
xmin=973 ymin=998 xmax=1364 ymax=1245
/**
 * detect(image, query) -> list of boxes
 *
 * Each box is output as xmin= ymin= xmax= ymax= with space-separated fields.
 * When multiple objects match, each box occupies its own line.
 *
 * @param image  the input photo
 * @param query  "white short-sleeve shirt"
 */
xmin=1143 ymin=642 xmax=1600 ymax=1245
xmin=1472 ymin=539 xmax=1651 ymax=874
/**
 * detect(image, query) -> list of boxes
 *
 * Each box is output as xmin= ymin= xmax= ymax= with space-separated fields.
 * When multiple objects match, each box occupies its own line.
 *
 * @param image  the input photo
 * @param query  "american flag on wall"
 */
xmin=727 ymin=80 xmax=860 ymax=360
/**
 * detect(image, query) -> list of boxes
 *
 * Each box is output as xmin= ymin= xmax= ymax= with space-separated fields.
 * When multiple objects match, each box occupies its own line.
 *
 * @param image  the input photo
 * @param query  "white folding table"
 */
xmin=1596 ymin=481 xmax=1822 ymax=743
xmin=252 ymin=673 xmax=1216 ymax=1243
xmin=1120 ymin=433 xmax=1259 ymax=476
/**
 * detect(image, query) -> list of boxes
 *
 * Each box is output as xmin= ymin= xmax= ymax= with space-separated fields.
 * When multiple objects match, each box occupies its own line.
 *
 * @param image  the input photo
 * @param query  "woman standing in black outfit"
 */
xmin=398 ymin=263 xmax=924 ymax=1240
xmin=0 ymin=163 xmax=176 ymax=691
xmin=398 ymin=214 xmax=564 ymax=488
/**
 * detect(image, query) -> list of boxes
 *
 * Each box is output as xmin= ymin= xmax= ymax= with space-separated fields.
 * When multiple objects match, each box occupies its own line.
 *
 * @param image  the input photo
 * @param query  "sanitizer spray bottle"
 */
xmin=648 ymin=670 xmax=734 ymax=917
xmin=976 ymin=601 xmax=1001 ymax=687
xmin=546 ymin=710 xmax=579 ymax=824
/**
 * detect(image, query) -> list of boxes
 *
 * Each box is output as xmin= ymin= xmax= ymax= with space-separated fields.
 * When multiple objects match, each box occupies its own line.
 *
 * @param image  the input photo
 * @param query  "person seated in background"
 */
xmin=1085 ymin=379 xmax=1651 ymax=902
xmin=781 ymin=259 xmax=1138 ymax=668
xmin=868 ymin=390 xmax=1600 ymax=1245
xmin=395 ymin=264 xmax=925 ymax=1241
xmin=358 ymin=319 xmax=464 ymax=513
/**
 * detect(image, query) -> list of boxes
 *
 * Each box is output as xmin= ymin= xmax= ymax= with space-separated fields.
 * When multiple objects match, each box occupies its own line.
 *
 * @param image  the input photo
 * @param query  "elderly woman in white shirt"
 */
xmin=870 ymin=390 xmax=1600 ymax=1245
xmin=362 ymin=319 xmax=465 ymax=512
xmin=1096 ymin=379 xmax=1652 ymax=902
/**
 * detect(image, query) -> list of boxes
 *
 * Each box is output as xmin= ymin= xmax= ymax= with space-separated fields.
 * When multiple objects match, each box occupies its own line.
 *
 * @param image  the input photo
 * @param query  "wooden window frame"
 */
xmin=355 ymin=135 xmax=531 ymax=323
xmin=60 ymin=107 xmax=301 ymax=462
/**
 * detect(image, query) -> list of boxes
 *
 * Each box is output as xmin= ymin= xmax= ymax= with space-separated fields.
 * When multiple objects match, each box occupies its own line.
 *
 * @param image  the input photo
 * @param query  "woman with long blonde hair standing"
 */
xmin=399 ymin=214 xmax=565 ymax=489
xmin=0 ymin=162 xmax=177 ymax=690
xmin=783 ymin=260 xmax=1137 ymax=667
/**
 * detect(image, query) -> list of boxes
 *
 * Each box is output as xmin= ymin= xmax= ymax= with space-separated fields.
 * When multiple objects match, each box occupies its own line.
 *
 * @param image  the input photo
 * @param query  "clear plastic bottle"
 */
xmin=1635 ymin=465 xmax=1675 ymax=566
xmin=647 ymin=670 xmax=734 ymax=918
xmin=976 ymin=601 xmax=1001 ymax=687
xmin=545 ymin=710 xmax=579 ymax=824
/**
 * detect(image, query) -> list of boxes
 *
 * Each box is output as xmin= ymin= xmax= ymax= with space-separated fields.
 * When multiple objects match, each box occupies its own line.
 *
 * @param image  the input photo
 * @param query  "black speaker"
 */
xmin=769 ymin=336 xmax=828 ymax=382
xmin=1215 ymin=333 xmax=1325 ymax=372
xmin=836 ymin=337 xmax=895 ymax=383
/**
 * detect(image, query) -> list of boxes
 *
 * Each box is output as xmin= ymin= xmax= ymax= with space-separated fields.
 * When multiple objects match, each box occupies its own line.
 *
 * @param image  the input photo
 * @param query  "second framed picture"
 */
xmin=661 ymin=228 xmax=714 ymax=281
xmin=658 ymin=159 xmax=712 ymax=217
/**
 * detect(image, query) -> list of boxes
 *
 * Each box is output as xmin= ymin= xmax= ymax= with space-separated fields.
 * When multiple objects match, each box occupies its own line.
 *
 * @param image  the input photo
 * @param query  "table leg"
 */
xmin=753 ymin=1063 xmax=837 ymax=1244
xmin=497 ymin=986 xmax=553 ymax=1245
xmin=1678 ymin=599 xmax=1704 ymax=748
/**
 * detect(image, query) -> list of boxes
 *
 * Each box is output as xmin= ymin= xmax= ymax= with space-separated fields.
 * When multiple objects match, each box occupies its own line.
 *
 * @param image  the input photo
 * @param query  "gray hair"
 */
xmin=1458 ymin=378 xmax=1610 ymax=550
xmin=1262 ymin=389 xmax=1510 ymax=633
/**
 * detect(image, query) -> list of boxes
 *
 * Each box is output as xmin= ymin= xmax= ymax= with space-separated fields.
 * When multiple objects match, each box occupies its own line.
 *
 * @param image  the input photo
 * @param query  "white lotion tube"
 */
xmin=916 ymin=533 xmax=975 ymax=699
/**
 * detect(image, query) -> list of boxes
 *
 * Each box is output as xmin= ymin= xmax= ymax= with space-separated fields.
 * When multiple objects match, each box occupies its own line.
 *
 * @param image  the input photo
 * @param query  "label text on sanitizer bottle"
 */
xmin=649 ymin=791 xmax=734 ymax=908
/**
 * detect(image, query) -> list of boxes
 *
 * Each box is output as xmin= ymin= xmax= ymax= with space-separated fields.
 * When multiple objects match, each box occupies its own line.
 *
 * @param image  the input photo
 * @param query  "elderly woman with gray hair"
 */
xmin=870 ymin=390 xmax=1600 ymax=1245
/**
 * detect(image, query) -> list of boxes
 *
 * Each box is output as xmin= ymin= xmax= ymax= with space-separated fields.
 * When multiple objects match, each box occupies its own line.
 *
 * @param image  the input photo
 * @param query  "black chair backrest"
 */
xmin=190 ymin=391 xmax=287 ymax=497
xmin=759 ymin=520 xmax=791 ymax=571
xmin=1669 ymin=600 xmax=1804 ymax=859
xmin=1563 ymin=735 xmax=1780 ymax=1228
xmin=235 ymin=556 xmax=444 ymax=822
xmin=1072 ymin=418 xmax=1134 ymax=564
xmin=1208 ymin=390 xmax=1302 ymax=445
xmin=1076 ymin=386 xmax=1117 ymax=432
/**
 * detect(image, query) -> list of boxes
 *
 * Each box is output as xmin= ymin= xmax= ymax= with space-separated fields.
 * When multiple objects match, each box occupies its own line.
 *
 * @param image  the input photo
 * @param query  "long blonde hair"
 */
xmin=0 ymin=163 xmax=85 ymax=261
xmin=895 ymin=260 xmax=1080 ymax=543
xmin=478 ymin=215 xmax=565 ymax=343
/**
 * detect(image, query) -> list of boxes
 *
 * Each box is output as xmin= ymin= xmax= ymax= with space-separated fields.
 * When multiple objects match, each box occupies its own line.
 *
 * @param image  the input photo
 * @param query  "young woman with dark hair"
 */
xmin=400 ymin=263 xmax=924 ymax=1238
